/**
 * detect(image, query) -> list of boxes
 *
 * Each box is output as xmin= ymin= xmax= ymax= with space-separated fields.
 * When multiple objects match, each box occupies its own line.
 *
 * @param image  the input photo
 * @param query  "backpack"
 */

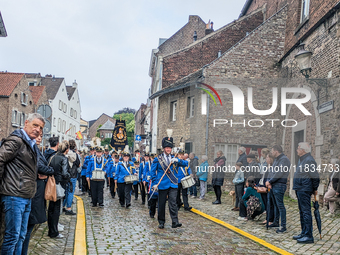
xmin=246 ymin=195 xmax=261 ymax=219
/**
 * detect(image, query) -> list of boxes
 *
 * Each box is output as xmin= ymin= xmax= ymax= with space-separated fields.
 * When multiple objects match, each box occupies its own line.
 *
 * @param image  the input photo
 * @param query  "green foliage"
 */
xmin=101 ymin=138 xmax=111 ymax=147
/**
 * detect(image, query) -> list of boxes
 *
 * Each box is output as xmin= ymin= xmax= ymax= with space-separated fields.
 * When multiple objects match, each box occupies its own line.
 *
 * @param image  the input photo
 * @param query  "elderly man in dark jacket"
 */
xmin=266 ymin=145 xmax=290 ymax=234
xmin=0 ymin=113 xmax=45 ymax=255
xmin=236 ymin=147 xmax=248 ymax=168
xmin=293 ymin=142 xmax=320 ymax=244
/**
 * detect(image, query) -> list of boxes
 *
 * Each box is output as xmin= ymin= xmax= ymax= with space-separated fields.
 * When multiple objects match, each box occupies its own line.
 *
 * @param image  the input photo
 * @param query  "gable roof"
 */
xmin=0 ymin=72 xmax=24 ymax=97
xmin=66 ymin=86 xmax=76 ymax=100
xmin=89 ymin=113 xmax=113 ymax=128
xmin=30 ymin=86 xmax=45 ymax=105
xmin=40 ymin=77 xmax=64 ymax=100
xmin=239 ymin=0 xmax=253 ymax=18
xmin=0 ymin=12 xmax=7 ymax=37
xmin=98 ymin=119 xmax=115 ymax=131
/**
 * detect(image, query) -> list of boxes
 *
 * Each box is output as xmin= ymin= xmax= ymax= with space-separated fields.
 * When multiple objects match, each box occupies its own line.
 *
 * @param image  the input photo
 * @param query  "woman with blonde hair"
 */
xmin=47 ymin=140 xmax=70 ymax=238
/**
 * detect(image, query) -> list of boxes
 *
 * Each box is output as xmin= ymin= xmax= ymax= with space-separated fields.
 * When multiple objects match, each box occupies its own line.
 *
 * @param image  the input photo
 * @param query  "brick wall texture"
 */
xmin=89 ymin=114 xmax=115 ymax=139
xmin=162 ymin=9 xmax=265 ymax=88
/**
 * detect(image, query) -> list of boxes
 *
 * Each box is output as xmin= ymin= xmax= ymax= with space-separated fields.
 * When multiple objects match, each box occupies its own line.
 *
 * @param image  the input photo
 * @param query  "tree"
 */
xmin=114 ymin=107 xmax=136 ymax=115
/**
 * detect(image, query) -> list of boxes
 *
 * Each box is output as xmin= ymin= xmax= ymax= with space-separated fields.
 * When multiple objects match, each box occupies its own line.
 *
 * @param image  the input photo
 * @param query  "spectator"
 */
xmin=183 ymin=153 xmax=189 ymax=161
xmin=236 ymin=147 xmax=248 ymax=168
xmin=47 ymin=140 xmax=71 ymax=238
xmin=324 ymin=158 xmax=340 ymax=217
xmin=0 ymin=113 xmax=45 ymax=254
xmin=22 ymin=133 xmax=54 ymax=255
xmin=232 ymin=162 xmax=244 ymax=211
xmin=212 ymin=151 xmax=226 ymax=204
xmin=196 ymin=155 xmax=209 ymax=200
xmin=258 ymin=148 xmax=270 ymax=215
xmin=63 ymin=139 xmax=80 ymax=215
xmin=246 ymin=154 xmax=260 ymax=183
xmin=293 ymin=142 xmax=320 ymax=244
xmin=44 ymin=137 xmax=59 ymax=162
xmin=189 ymin=153 xmax=199 ymax=198
xmin=238 ymin=176 xmax=265 ymax=221
xmin=262 ymin=153 xmax=276 ymax=225
xmin=76 ymin=149 xmax=83 ymax=191
xmin=265 ymin=145 xmax=290 ymax=234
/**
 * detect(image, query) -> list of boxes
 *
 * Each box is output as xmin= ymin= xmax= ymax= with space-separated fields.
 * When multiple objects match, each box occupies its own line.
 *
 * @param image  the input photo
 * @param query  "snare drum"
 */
xmin=91 ymin=170 xmax=106 ymax=181
xmin=181 ymin=175 xmax=195 ymax=189
xmin=124 ymin=175 xmax=139 ymax=184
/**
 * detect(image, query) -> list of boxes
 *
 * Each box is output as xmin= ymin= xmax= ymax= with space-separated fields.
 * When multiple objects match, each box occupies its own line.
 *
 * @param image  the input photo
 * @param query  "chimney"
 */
xmin=205 ymin=20 xmax=214 ymax=36
xmin=72 ymin=80 xmax=78 ymax=88
xmin=193 ymin=31 xmax=197 ymax=42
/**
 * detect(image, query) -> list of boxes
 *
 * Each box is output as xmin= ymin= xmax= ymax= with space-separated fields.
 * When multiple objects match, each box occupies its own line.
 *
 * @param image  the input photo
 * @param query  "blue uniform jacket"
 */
xmin=108 ymin=160 xmax=119 ymax=178
xmin=133 ymin=164 xmax=143 ymax=185
xmin=293 ymin=152 xmax=320 ymax=193
xmin=176 ymin=165 xmax=191 ymax=183
xmin=114 ymin=161 xmax=136 ymax=183
xmin=143 ymin=161 xmax=152 ymax=182
xmin=86 ymin=157 xmax=108 ymax=179
xmin=82 ymin=155 xmax=94 ymax=176
xmin=151 ymin=155 xmax=188 ymax=190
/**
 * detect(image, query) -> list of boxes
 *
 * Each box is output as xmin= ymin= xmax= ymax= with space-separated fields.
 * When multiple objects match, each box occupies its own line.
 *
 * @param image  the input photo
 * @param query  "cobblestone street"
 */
xmin=26 ymin=187 xmax=340 ymax=255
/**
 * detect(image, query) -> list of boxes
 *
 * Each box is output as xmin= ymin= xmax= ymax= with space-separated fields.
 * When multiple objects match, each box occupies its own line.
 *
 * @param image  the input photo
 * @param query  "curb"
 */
xmin=190 ymin=207 xmax=293 ymax=255
xmin=74 ymin=195 xmax=87 ymax=255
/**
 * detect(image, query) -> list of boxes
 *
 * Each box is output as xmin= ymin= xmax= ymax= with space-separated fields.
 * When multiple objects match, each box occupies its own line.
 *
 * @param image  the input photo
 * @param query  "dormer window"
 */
xmin=300 ymin=0 xmax=310 ymax=23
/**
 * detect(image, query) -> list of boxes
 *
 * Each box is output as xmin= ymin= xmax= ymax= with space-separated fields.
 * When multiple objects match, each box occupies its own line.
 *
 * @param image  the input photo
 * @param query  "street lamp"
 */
xmin=294 ymin=42 xmax=328 ymax=107
xmin=294 ymin=43 xmax=312 ymax=79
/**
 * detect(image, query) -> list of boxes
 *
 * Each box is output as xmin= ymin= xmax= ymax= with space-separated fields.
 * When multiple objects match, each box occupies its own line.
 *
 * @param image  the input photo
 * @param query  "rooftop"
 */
xmin=0 ymin=12 xmax=7 ymax=37
xmin=0 ymin=72 xmax=24 ymax=97
xmin=30 ymin=86 xmax=45 ymax=105
xmin=40 ymin=76 xmax=64 ymax=100
xmin=98 ymin=119 xmax=115 ymax=131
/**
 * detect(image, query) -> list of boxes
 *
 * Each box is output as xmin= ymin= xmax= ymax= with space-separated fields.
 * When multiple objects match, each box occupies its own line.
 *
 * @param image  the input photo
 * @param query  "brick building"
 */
xmin=0 ymin=73 xmax=35 ymax=139
xmin=98 ymin=119 xmax=115 ymax=141
xmin=88 ymin=113 xmax=116 ymax=140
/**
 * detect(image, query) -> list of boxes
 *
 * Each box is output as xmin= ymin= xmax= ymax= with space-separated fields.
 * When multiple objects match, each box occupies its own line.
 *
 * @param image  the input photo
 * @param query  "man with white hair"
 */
xmin=292 ymin=142 xmax=320 ymax=244
xmin=236 ymin=147 xmax=248 ymax=168
xmin=0 ymin=113 xmax=45 ymax=254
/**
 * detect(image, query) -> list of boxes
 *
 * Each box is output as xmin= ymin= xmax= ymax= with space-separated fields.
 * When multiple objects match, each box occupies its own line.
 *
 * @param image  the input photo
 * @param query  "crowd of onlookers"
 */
xmin=0 ymin=113 xmax=338 ymax=254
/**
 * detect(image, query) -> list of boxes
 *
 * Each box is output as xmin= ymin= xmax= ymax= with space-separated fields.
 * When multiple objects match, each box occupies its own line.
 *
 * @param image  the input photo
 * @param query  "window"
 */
xmin=74 ymin=110 xmax=77 ymax=119
xmin=105 ymin=133 xmax=112 ymax=138
xmin=215 ymin=144 xmax=239 ymax=167
xmin=63 ymin=120 xmax=66 ymax=133
xmin=70 ymin=108 xmax=73 ymax=117
xmin=28 ymin=82 xmax=36 ymax=86
xmin=53 ymin=117 xmax=56 ymax=127
xmin=300 ymin=0 xmax=310 ymax=23
xmin=185 ymin=142 xmax=193 ymax=154
xmin=187 ymin=96 xmax=195 ymax=118
xmin=68 ymin=124 xmax=72 ymax=136
xmin=21 ymin=92 xmax=28 ymax=106
xmin=57 ymin=118 xmax=61 ymax=132
xmin=20 ymin=113 xmax=25 ymax=127
xmin=63 ymin=103 xmax=67 ymax=113
xmin=59 ymin=100 xmax=63 ymax=111
xmin=170 ymin=101 xmax=177 ymax=121
xmin=11 ymin=110 xmax=18 ymax=127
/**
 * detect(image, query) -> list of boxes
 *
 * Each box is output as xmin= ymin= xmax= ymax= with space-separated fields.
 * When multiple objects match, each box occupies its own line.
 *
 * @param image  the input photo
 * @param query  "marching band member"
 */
xmin=108 ymin=154 xmax=119 ymax=199
xmin=176 ymin=150 xmax=192 ymax=211
xmin=103 ymin=145 xmax=111 ymax=188
xmin=114 ymin=147 xmax=137 ymax=208
xmin=86 ymin=147 xmax=108 ymax=207
xmin=132 ymin=160 xmax=141 ymax=201
xmin=148 ymin=177 xmax=158 ymax=219
xmin=151 ymin=130 xmax=188 ymax=229
xmin=143 ymin=148 xmax=152 ymax=206
xmin=82 ymin=147 xmax=95 ymax=197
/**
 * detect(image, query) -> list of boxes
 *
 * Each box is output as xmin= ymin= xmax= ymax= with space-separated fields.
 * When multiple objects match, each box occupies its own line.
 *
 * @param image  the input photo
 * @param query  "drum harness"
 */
xmin=91 ymin=157 xmax=109 ymax=180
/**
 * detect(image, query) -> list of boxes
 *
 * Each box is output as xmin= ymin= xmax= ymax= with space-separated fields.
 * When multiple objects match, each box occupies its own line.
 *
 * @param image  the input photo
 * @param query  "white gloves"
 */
xmin=171 ymin=158 xmax=179 ymax=163
xmin=152 ymin=185 xmax=158 ymax=191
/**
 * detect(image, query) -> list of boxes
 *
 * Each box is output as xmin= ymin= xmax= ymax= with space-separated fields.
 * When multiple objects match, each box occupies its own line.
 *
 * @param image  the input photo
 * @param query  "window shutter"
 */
xmin=20 ymin=92 xmax=23 ymax=104
xmin=11 ymin=110 xmax=15 ymax=124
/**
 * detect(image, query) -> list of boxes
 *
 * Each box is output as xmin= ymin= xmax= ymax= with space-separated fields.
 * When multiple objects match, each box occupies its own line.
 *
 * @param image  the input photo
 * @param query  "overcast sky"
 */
xmin=0 ymin=0 xmax=245 ymax=121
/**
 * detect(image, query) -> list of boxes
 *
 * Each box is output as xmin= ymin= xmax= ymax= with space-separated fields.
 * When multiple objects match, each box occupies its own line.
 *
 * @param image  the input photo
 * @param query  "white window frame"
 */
xmin=21 ymin=92 xmax=27 ymax=106
xmin=215 ymin=144 xmax=239 ymax=167
xmin=58 ymin=118 xmax=61 ymax=132
xmin=189 ymin=96 xmax=195 ymax=118
xmin=63 ymin=103 xmax=67 ymax=113
xmin=171 ymin=101 xmax=177 ymax=121
xmin=12 ymin=110 xmax=19 ymax=127
xmin=70 ymin=108 xmax=73 ymax=117
xmin=53 ymin=117 xmax=56 ymax=127
xmin=74 ymin=110 xmax=77 ymax=119
xmin=59 ymin=100 xmax=63 ymax=111
xmin=300 ymin=0 xmax=310 ymax=23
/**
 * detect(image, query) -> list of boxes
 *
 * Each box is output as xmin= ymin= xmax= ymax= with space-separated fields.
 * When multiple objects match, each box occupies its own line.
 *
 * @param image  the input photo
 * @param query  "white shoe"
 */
xmin=325 ymin=212 xmax=334 ymax=217
xmin=237 ymin=217 xmax=247 ymax=221
xmin=54 ymin=233 xmax=64 ymax=239
xmin=58 ymin=223 xmax=64 ymax=232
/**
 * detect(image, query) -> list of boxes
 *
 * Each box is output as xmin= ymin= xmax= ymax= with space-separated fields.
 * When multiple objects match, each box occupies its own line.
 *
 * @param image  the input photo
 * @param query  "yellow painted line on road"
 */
xmin=190 ymin=208 xmax=293 ymax=255
xmin=74 ymin=195 xmax=87 ymax=255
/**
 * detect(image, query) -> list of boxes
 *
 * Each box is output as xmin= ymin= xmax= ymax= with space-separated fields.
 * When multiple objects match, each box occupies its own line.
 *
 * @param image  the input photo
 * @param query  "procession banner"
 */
xmin=110 ymin=120 xmax=128 ymax=150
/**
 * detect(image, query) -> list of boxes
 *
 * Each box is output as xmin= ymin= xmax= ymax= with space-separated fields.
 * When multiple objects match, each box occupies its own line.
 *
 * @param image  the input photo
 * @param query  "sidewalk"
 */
xmin=188 ymin=192 xmax=340 ymax=255
xmin=27 ymin=200 xmax=77 ymax=255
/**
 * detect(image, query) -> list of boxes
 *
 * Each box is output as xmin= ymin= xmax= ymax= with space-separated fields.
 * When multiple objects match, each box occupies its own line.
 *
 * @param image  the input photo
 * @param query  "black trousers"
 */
xmin=90 ymin=180 xmax=104 ymax=206
xmin=109 ymin=178 xmax=116 ymax=198
xmin=105 ymin=174 xmax=109 ymax=187
xmin=158 ymin=188 xmax=178 ymax=224
xmin=213 ymin=185 xmax=222 ymax=201
xmin=149 ymin=198 xmax=158 ymax=217
xmin=48 ymin=199 xmax=61 ymax=238
xmin=235 ymin=183 xmax=244 ymax=208
xmin=176 ymin=183 xmax=189 ymax=209
xmin=117 ymin=183 xmax=132 ymax=206
xmin=133 ymin=184 xmax=139 ymax=199
xmin=81 ymin=176 xmax=88 ymax=193
xmin=139 ymin=182 xmax=146 ymax=203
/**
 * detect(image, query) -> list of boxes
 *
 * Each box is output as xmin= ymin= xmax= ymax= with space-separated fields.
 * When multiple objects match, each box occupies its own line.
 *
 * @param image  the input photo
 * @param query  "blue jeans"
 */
xmin=1 ymin=195 xmax=31 ymax=255
xmin=189 ymin=185 xmax=197 ymax=196
xmin=296 ymin=191 xmax=313 ymax=238
xmin=22 ymin=224 xmax=35 ymax=255
xmin=272 ymin=183 xmax=287 ymax=228
xmin=63 ymin=178 xmax=77 ymax=208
